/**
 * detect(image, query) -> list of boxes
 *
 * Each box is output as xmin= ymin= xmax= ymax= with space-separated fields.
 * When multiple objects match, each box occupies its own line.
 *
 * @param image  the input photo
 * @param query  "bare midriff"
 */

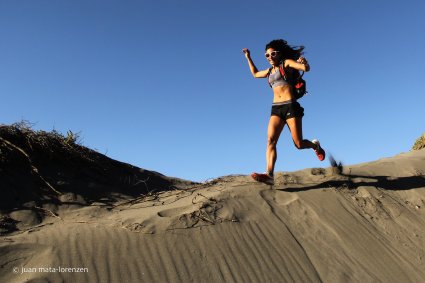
xmin=273 ymin=85 xmax=295 ymax=103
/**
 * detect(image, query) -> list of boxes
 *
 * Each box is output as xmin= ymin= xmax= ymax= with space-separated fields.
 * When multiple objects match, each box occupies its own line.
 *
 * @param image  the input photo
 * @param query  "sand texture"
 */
xmin=1 ymin=126 xmax=425 ymax=282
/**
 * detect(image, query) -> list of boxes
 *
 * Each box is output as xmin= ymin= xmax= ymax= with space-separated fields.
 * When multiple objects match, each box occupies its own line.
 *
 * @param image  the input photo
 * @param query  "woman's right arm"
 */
xmin=243 ymin=48 xmax=270 ymax=78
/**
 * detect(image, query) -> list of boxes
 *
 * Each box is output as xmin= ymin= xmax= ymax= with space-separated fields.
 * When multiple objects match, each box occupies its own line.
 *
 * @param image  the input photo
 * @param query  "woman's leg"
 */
xmin=286 ymin=117 xmax=316 ymax=149
xmin=266 ymin=115 xmax=285 ymax=175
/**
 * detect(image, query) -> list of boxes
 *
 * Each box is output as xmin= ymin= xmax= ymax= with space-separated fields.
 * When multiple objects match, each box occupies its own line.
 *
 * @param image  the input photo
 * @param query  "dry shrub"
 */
xmin=412 ymin=132 xmax=425 ymax=151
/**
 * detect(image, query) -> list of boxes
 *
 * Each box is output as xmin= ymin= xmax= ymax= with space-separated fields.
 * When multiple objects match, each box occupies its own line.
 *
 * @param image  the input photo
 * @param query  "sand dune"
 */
xmin=1 ymin=126 xmax=425 ymax=282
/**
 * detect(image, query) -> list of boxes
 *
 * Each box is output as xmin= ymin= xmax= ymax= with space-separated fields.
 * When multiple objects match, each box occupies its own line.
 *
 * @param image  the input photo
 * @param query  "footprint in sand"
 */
xmin=157 ymin=206 xmax=193 ymax=218
xmin=261 ymin=190 xmax=299 ymax=206
xmin=275 ymin=192 xmax=300 ymax=206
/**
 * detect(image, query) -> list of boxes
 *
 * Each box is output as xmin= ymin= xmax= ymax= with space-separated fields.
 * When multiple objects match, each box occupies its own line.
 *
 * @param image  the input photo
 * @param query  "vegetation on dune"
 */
xmin=0 ymin=121 xmax=190 ymax=212
xmin=412 ymin=132 xmax=425 ymax=151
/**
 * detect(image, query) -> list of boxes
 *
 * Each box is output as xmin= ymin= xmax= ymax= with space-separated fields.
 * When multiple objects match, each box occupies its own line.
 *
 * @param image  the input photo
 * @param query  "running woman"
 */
xmin=243 ymin=39 xmax=325 ymax=185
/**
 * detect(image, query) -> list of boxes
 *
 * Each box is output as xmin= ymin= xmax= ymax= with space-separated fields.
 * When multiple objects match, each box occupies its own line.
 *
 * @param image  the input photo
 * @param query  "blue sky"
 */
xmin=1 ymin=0 xmax=424 ymax=182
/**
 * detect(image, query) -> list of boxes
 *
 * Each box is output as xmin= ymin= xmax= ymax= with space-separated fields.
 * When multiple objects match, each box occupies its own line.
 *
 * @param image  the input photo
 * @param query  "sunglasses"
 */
xmin=265 ymin=51 xmax=280 ymax=58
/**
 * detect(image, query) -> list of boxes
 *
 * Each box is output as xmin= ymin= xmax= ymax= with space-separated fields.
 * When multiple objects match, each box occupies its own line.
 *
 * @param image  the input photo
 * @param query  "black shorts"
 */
xmin=271 ymin=101 xmax=304 ymax=120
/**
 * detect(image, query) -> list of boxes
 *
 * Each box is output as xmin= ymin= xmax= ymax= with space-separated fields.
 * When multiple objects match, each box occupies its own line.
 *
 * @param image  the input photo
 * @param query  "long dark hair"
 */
xmin=265 ymin=39 xmax=304 ymax=61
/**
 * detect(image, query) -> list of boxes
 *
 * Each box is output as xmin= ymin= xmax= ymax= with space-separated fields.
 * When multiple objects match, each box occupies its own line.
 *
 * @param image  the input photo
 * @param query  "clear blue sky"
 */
xmin=1 ymin=0 xmax=424 ymax=182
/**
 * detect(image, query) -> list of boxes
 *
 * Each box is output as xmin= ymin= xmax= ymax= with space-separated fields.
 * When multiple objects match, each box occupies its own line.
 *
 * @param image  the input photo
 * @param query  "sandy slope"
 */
xmin=1 ymin=149 xmax=425 ymax=283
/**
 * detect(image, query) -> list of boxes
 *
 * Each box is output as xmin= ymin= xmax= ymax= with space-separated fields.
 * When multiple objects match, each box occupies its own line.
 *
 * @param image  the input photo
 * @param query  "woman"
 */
xmin=243 ymin=39 xmax=325 ymax=185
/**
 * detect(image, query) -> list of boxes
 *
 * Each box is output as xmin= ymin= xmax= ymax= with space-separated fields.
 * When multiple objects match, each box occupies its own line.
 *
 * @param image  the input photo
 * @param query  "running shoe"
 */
xmin=312 ymin=139 xmax=326 ymax=161
xmin=251 ymin=172 xmax=274 ymax=185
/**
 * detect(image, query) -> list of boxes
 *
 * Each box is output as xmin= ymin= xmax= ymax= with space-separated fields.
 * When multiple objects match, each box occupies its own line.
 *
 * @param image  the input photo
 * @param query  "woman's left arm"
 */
xmin=284 ymin=57 xmax=310 ymax=72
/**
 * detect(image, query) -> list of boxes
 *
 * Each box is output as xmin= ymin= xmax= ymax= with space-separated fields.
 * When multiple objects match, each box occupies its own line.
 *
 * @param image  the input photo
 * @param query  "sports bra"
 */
xmin=268 ymin=67 xmax=289 ymax=88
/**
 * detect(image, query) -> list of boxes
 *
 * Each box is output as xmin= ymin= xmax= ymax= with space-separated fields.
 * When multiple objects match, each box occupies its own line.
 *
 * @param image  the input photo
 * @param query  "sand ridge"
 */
xmin=1 ymin=150 xmax=425 ymax=282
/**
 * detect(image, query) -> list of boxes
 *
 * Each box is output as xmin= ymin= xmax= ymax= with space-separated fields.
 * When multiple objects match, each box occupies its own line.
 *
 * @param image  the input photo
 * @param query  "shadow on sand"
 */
xmin=277 ymin=174 xmax=425 ymax=193
xmin=276 ymin=154 xmax=425 ymax=192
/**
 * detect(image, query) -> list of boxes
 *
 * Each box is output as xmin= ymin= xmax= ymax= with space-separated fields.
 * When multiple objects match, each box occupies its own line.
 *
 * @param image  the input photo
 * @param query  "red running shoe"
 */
xmin=251 ymin=172 xmax=274 ymax=185
xmin=312 ymin=139 xmax=326 ymax=161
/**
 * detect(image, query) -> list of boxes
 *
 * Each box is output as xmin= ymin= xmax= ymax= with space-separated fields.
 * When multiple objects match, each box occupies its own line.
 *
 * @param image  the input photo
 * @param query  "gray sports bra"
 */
xmin=268 ymin=67 xmax=288 ymax=88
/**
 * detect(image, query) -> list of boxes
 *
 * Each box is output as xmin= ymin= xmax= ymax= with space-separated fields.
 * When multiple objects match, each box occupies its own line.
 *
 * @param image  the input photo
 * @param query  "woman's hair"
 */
xmin=265 ymin=39 xmax=304 ymax=61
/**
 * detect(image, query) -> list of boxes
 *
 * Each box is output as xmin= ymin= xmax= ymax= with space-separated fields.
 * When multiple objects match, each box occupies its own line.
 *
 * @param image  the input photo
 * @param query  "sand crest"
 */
xmin=1 ymin=126 xmax=425 ymax=282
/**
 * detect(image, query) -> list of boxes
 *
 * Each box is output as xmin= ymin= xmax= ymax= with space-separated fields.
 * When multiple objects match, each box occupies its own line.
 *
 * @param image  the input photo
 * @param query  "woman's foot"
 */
xmin=251 ymin=172 xmax=274 ymax=185
xmin=312 ymin=139 xmax=326 ymax=161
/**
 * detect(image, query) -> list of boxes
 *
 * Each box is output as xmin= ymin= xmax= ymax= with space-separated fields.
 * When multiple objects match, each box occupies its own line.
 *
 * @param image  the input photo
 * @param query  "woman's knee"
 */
xmin=267 ymin=136 xmax=278 ymax=148
xmin=293 ymin=139 xmax=304 ymax=149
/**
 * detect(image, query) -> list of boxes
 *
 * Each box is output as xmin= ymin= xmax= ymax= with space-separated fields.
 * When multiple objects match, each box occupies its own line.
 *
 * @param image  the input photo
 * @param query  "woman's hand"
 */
xmin=242 ymin=48 xmax=251 ymax=59
xmin=242 ymin=48 xmax=268 ymax=77
xmin=297 ymin=56 xmax=308 ymax=65
xmin=297 ymin=56 xmax=310 ymax=71
xmin=284 ymin=57 xmax=310 ymax=72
